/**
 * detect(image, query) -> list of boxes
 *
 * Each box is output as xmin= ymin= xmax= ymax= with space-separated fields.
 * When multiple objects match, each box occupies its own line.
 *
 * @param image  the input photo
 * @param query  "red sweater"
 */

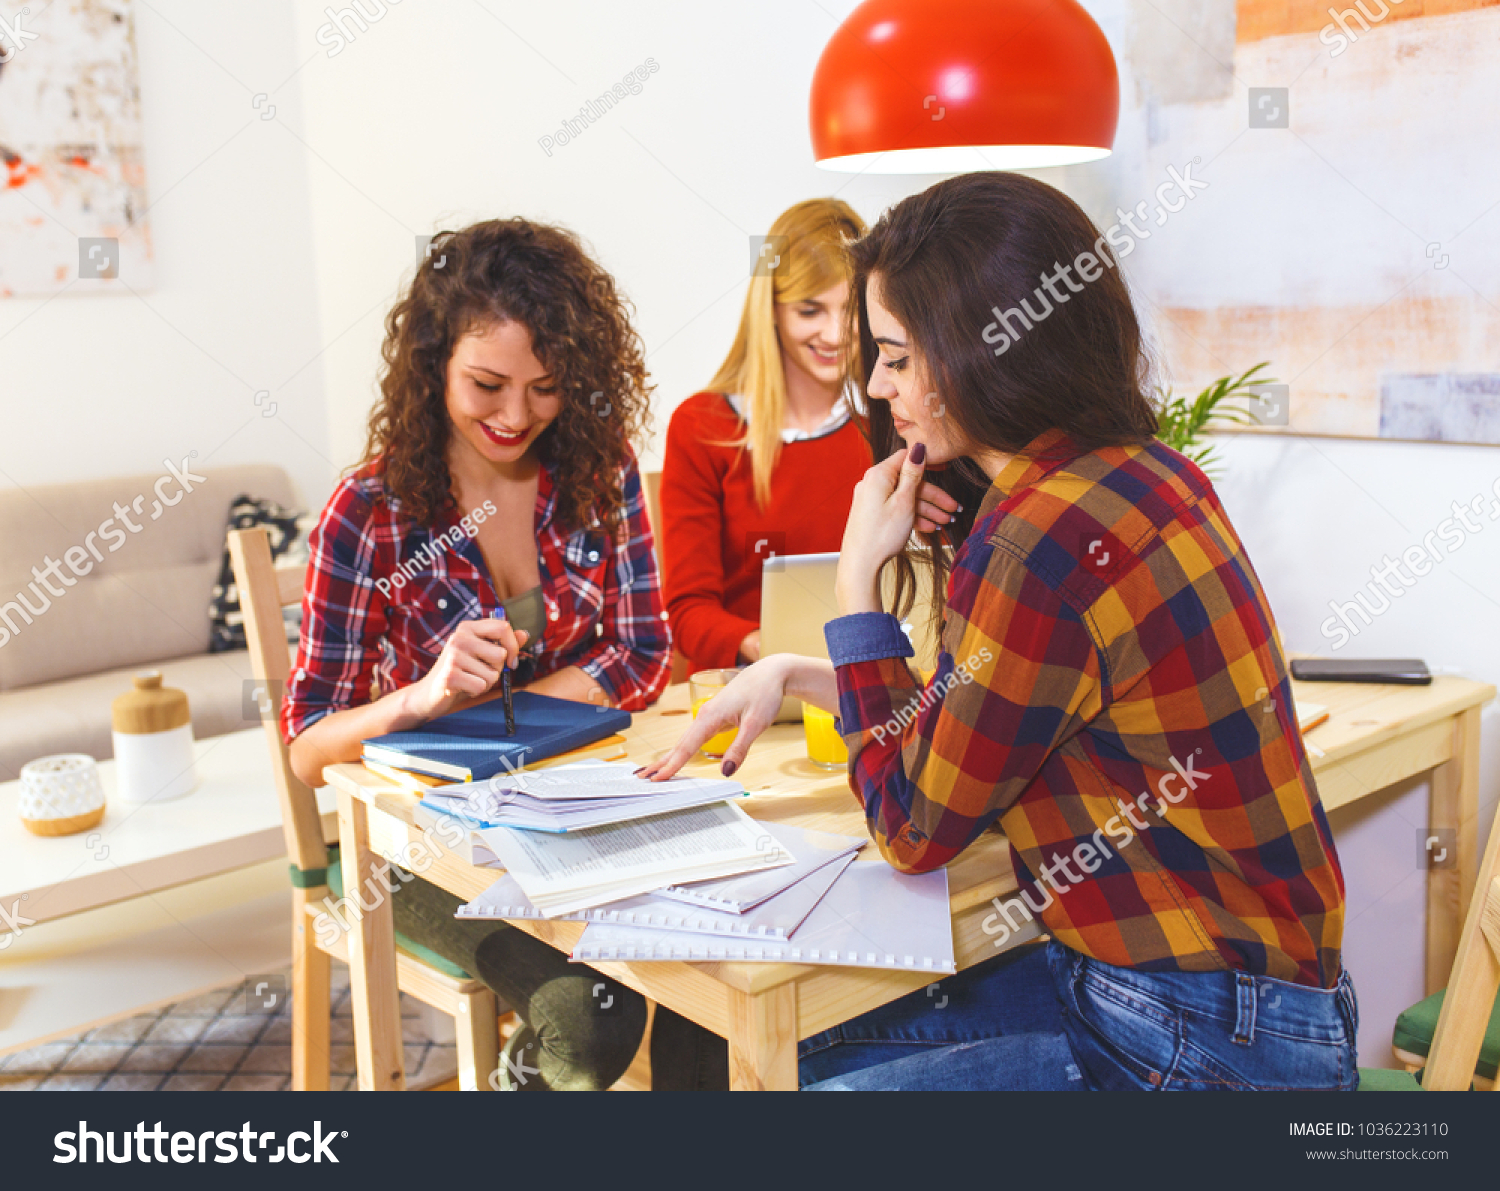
xmin=661 ymin=391 xmax=872 ymax=671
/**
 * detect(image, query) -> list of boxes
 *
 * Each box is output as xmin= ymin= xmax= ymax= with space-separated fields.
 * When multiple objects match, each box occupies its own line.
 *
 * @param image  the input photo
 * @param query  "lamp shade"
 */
xmin=810 ymin=0 xmax=1119 ymax=173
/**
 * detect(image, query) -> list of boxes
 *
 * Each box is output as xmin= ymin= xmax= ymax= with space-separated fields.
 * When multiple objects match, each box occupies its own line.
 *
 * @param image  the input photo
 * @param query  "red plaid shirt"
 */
xmin=826 ymin=430 xmax=1345 ymax=988
xmin=282 ymin=453 xmax=670 ymax=742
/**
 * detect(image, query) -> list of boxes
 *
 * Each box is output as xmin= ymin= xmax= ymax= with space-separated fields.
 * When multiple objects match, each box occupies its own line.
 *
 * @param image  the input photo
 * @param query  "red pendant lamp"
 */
xmin=810 ymin=0 xmax=1119 ymax=173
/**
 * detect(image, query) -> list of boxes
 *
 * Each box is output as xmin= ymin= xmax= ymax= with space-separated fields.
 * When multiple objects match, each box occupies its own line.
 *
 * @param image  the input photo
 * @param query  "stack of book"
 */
xmin=361 ymin=689 xmax=633 ymax=783
xmin=418 ymin=760 xmax=748 ymax=833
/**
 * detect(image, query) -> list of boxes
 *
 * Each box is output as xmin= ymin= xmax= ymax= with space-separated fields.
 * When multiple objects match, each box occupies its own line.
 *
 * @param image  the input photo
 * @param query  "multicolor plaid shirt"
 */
xmin=825 ymin=430 xmax=1345 ymax=989
xmin=282 ymin=453 xmax=670 ymax=742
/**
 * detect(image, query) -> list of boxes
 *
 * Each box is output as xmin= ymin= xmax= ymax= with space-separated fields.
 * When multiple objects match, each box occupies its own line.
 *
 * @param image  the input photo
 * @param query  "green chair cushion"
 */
xmin=1357 ymin=1066 xmax=1423 ymax=1091
xmin=1392 ymin=987 xmax=1500 ymax=1081
xmin=325 ymin=850 xmax=473 ymax=982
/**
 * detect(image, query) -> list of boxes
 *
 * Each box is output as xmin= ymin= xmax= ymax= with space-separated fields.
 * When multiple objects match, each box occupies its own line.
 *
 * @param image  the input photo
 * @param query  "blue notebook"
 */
xmin=361 ymin=690 xmax=632 ymax=782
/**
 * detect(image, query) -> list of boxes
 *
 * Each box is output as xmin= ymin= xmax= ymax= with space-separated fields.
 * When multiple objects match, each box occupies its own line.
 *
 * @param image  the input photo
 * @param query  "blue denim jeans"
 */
xmin=799 ymin=943 xmax=1085 ymax=1090
xmin=802 ymin=941 xmax=1359 ymax=1091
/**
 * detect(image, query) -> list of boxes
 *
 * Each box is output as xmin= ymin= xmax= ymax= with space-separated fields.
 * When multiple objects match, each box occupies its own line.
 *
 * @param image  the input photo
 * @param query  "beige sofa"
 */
xmin=0 ymin=464 xmax=300 ymax=781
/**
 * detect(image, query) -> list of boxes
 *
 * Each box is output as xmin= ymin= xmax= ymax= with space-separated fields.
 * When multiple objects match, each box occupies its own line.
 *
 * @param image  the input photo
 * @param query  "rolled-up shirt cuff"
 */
xmin=824 ymin=611 xmax=915 ymax=666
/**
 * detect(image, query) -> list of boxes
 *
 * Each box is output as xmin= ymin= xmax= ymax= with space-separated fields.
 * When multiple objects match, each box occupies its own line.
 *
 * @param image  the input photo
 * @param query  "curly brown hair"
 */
xmin=363 ymin=218 xmax=652 ymax=533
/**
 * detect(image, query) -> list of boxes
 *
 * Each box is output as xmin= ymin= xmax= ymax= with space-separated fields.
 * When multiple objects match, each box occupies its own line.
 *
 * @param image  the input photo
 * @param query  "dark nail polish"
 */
xmin=721 ymin=760 xmax=737 ymax=777
xmin=910 ymin=442 xmax=926 ymax=465
xmin=632 ymin=766 xmax=647 ymax=776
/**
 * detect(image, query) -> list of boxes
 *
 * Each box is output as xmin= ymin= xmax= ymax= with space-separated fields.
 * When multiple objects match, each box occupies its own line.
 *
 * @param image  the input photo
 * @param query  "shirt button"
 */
xmin=437 ymin=598 xmax=447 ymax=610
xmin=588 ymin=551 xmax=600 ymax=562
xmin=550 ymin=609 xmax=560 ymax=621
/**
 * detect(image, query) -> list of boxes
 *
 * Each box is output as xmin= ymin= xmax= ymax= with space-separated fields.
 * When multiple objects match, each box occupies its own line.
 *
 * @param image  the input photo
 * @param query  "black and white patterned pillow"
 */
xmin=209 ymin=495 xmax=309 ymax=653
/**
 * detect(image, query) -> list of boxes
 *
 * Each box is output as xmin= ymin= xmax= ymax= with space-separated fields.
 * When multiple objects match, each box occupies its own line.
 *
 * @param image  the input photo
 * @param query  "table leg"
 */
xmin=727 ymin=984 xmax=797 ymax=1091
xmin=1426 ymin=707 xmax=1482 ymax=995
xmin=336 ymin=788 xmax=406 ymax=1091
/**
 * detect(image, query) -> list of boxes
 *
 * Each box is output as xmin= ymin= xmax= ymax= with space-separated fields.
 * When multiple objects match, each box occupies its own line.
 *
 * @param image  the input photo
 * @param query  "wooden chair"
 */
xmin=641 ymin=468 xmax=693 ymax=685
xmin=1364 ymin=780 xmax=1500 ymax=1091
xmin=227 ymin=527 xmax=500 ymax=1091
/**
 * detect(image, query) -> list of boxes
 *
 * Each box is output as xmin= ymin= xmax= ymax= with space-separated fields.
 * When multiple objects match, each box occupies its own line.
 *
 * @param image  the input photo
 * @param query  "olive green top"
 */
xmin=501 ymin=584 xmax=546 ymax=646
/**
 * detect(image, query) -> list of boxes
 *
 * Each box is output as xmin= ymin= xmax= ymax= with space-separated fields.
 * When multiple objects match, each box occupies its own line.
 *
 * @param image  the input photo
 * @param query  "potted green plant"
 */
xmin=1152 ymin=362 xmax=1273 ymax=476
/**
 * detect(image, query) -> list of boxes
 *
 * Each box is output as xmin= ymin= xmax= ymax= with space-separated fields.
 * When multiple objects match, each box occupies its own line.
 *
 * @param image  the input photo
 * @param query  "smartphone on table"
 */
xmin=1289 ymin=658 xmax=1432 ymax=685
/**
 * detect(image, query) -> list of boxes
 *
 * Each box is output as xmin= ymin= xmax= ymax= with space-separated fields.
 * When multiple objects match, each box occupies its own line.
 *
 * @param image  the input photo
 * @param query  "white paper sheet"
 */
xmin=570 ymin=861 xmax=956 ymax=972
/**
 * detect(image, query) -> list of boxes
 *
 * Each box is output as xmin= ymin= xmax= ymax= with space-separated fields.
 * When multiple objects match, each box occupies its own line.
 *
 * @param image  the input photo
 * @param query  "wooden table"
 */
xmin=2 ymin=729 xmax=336 ymax=927
xmin=325 ymin=672 xmax=1493 ymax=1091
xmin=1287 ymin=673 xmax=1494 ymax=992
xmin=0 ymin=729 xmax=339 ymax=1053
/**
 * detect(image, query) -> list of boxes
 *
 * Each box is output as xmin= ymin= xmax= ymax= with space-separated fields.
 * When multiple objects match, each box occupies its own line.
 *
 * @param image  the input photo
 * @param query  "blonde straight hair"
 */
xmin=708 ymin=198 xmax=866 ymax=508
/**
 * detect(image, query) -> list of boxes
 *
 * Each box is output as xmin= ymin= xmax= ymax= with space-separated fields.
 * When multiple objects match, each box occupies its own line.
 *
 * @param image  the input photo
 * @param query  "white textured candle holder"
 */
xmin=19 ymin=754 xmax=106 ymax=837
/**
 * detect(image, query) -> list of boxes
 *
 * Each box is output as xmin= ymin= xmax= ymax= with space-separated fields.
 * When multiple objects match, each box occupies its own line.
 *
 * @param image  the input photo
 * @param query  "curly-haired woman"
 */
xmin=281 ymin=218 xmax=679 ymax=1090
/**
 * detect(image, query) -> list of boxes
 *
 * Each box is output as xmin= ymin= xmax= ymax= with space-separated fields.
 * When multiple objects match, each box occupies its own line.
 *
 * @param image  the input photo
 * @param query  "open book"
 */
xmin=477 ymin=800 xmax=793 ymax=917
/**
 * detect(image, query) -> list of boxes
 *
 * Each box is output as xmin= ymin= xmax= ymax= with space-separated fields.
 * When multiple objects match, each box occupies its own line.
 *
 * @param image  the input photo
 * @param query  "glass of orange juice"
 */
xmin=689 ymin=669 xmax=739 ymax=760
xmin=802 ymin=703 xmax=848 ymax=769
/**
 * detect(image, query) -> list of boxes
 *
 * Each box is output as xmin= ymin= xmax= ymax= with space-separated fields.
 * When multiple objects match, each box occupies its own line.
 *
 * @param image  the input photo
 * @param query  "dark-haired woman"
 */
xmin=282 ymin=218 xmax=697 ymax=1090
xmin=643 ymin=172 xmax=1355 ymax=1092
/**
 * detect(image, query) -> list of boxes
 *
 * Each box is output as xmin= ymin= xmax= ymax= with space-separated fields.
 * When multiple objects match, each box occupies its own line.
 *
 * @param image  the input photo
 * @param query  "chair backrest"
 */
xmin=226 ymin=527 xmax=327 ymax=875
xmin=641 ymin=468 xmax=694 ymax=686
xmin=1423 ymin=778 xmax=1500 ymax=1090
xmin=642 ymin=469 xmax=664 ymax=557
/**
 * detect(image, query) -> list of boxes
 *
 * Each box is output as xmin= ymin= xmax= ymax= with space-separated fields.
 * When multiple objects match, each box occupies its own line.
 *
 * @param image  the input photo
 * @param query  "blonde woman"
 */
xmin=660 ymin=198 xmax=872 ymax=674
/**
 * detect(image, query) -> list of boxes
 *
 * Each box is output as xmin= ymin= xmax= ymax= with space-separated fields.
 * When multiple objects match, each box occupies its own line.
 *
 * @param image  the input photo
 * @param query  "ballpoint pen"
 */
xmin=502 ymin=656 xmax=516 ymax=737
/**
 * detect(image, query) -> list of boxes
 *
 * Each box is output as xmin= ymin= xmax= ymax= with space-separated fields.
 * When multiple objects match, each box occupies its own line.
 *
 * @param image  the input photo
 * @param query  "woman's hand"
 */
xmin=737 ymin=629 xmax=762 ymax=664
xmin=638 ymin=655 xmax=793 ymax=780
xmin=836 ymin=444 xmax=958 ymax=613
xmin=402 ymin=617 xmax=530 ymax=722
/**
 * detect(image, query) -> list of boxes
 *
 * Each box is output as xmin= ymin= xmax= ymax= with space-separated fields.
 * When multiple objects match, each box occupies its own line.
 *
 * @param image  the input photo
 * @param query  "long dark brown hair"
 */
xmin=847 ymin=171 xmax=1158 ymax=629
xmin=363 ymin=219 xmax=652 ymax=533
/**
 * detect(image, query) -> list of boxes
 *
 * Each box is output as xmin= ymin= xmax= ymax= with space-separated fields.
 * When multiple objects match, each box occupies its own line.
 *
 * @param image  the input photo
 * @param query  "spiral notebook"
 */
xmin=570 ymin=862 xmax=957 ymax=973
xmin=457 ymin=850 xmax=856 ymax=941
xmin=658 ymin=821 xmax=866 ymax=913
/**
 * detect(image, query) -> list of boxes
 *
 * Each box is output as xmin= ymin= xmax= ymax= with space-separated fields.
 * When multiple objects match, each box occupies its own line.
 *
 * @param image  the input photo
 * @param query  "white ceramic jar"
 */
xmin=19 ymin=753 xmax=106 ymax=836
xmin=111 ymin=671 xmax=198 ymax=803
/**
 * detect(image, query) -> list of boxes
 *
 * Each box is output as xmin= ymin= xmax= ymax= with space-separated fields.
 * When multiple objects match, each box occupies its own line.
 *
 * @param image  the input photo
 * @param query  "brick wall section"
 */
xmin=1237 ymin=0 xmax=1500 ymax=42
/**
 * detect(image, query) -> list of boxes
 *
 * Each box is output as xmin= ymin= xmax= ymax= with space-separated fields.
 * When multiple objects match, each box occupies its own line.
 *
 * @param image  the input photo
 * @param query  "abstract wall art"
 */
xmin=0 ymin=0 xmax=152 ymax=296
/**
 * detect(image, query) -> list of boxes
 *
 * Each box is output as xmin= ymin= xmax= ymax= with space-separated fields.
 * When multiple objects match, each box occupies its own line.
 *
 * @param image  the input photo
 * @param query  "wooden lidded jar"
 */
xmin=111 ymin=671 xmax=197 ymax=803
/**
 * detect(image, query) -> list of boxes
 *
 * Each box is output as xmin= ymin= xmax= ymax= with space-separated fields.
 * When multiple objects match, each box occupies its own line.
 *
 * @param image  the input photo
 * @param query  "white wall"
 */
xmin=0 ymin=0 xmax=331 ymax=511
xmin=290 ymin=0 xmax=945 ymax=476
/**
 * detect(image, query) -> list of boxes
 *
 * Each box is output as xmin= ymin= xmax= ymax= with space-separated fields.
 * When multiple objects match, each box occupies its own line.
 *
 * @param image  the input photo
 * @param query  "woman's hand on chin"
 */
xmin=835 ymin=443 xmax=957 ymax=614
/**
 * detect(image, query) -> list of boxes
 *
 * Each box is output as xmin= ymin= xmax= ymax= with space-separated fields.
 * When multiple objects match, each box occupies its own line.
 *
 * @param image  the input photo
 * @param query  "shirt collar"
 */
xmin=724 ymin=392 xmax=852 ymax=443
xmin=977 ymin=429 xmax=1085 ymax=519
xmin=535 ymin=456 xmax=557 ymax=531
